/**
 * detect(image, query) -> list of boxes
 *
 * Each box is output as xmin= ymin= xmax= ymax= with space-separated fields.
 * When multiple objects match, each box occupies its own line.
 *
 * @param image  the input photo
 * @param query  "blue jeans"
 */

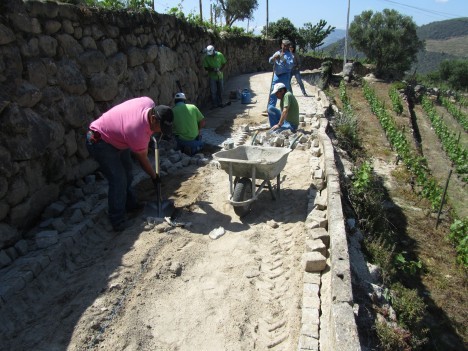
xmin=209 ymin=78 xmax=224 ymax=106
xmin=267 ymin=105 xmax=297 ymax=133
xmin=290 ymin=69 xmax=306 ymax=95
xmin=268 ymin=72 xmax=291 ymax=107
xmin=176 ymin=136 xmax=204 ymax=156
xmin=86 ymin=138 xmax=138 ymax=226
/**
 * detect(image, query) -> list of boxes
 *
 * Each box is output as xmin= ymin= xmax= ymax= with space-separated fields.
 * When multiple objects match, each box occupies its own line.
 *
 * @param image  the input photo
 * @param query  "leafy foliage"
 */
xmin=421 ymin=95 xmax=467 ymax=179
xmin=389 ymin=85 xmax=404 ymax=116
xmin=426 ymin=59 xmax=468 ymax=91
xmin=362 ymin=82 xmax=442 ymax=209
xmin=262 ymin=17 xmax=300 ymax=44
xmin=215 ymin=0 xmax=258 ymax=28
xmin=390 ymin=282 xmax=427 ymax=331
xmin=440 ymin=96 xmax=468 ymax=132
xmin=334 ymin=81 xmax=360 ymax=152
xmin=297 ymin=20 xmax=335 ymax=52
xmin=349 ymin=9 xmax=423 ymax=77
xmin=449 ymin=218 xmax=468 ymax=267
xmin=84 ymin=0 xmax=152 ymax=10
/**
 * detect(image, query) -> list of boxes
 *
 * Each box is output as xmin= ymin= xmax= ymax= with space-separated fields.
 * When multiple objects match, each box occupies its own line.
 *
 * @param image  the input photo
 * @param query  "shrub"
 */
xmin=375 ymin=321 xmax=410 ymax=351
xmin=449 ymin=218 xmax=468 ymax=267
xmin=390 ymin=283 xmax=426 ymax=329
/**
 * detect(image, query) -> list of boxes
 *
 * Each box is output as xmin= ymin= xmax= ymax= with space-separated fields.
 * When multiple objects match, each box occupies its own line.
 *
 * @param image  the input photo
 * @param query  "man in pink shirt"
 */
xmin=87 ymin=97 xmax=173 ymax=231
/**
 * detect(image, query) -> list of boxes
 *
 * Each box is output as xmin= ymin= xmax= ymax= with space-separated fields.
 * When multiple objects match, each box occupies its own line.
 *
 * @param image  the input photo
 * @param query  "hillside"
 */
xmin=319 ymin=17 xmax=468 ymax=74
xmin=417 ymin=17 xmax=468 ymax=40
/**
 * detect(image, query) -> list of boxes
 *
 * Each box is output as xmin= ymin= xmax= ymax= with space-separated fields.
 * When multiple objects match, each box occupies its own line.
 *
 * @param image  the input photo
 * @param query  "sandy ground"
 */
xmin=5 ymin=73 xmax=319 ymax=351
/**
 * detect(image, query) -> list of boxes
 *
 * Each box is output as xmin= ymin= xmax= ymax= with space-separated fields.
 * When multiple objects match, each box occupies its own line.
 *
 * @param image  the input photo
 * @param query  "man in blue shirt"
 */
xmin=268 ymin=39 xmax=294 ymax=108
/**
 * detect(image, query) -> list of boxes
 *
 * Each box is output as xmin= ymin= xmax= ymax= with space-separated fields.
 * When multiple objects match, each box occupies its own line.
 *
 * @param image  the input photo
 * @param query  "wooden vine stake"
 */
xmin=436 ymin=169 xmax=452 ymax=229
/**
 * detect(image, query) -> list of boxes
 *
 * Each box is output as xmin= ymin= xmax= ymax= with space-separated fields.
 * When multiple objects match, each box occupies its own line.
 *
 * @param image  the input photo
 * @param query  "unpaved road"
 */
xmin=4 ymin=73 xmax=319 ymax=350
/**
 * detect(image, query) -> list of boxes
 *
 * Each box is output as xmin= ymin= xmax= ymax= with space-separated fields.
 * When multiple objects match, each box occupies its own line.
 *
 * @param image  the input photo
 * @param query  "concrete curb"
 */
xmin=320 ymin=117 xmax=360 ymax=350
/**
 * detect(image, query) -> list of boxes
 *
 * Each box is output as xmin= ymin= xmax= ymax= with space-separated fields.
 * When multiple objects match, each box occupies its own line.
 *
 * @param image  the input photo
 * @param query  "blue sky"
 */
xmin=154 ymin=0 xmax=467 ymax=31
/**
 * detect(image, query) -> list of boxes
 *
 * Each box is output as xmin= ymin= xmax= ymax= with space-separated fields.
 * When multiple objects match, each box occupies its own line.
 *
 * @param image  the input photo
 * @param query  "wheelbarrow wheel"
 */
xmin=232 ymin=177 xmax=253 ymax=217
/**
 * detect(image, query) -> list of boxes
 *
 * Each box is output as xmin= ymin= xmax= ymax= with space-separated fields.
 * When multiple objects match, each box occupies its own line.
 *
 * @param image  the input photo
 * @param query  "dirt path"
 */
xmin=4 ymin=73 xmax=319 ymax=351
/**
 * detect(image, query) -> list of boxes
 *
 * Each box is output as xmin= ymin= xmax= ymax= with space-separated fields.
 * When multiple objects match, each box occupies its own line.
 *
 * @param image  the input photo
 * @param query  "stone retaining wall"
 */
xmin=0 ymin=0 xmax=276 ymax=247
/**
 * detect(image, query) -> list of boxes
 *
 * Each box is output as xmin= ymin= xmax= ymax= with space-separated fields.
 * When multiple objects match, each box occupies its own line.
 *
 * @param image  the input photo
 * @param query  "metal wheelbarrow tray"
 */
xmin=213 ymin=145 xmax=292 ymax=217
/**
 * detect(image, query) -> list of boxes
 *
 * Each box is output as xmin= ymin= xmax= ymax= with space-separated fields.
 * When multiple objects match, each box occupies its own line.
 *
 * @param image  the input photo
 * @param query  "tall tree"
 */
xmin=349 ymin=9 xmax=424 ymax=77
xmin=298 ymin=20 xmax=335 ymax=52
xmin=262 ymin=17 xmax=300 ymax=44
xmin=216 ymin=0 xmax=258 ymax=28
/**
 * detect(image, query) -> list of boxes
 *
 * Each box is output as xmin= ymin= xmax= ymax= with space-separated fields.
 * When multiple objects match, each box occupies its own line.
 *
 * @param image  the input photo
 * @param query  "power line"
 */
xmin=381 ymin=0 xmax=465 ymax=21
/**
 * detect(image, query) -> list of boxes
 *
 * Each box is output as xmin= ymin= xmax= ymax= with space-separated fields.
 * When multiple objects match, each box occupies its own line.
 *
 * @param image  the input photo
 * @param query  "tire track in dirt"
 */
xmin=246 ymin=149 xmax=309 ymax=350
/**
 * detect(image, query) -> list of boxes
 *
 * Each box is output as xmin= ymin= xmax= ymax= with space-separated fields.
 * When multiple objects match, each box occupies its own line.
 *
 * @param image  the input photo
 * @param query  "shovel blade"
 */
xmin=144 ymin=199 xmax=175 ymax=219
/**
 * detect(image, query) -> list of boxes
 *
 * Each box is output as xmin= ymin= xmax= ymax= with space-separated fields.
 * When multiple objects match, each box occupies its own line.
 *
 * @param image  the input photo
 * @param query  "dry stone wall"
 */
xmin=0 ymin=0 xmax=276 ymax=245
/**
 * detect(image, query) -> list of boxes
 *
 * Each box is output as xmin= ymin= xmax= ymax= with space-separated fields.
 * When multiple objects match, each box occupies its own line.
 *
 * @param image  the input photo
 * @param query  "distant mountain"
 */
xmin=417 ymin=17 xmax=468 ymax=40
xmin=318 ymin=17 xmax=468 ymax=74
xmin=318 ymin=29 xmax=346 ymax=49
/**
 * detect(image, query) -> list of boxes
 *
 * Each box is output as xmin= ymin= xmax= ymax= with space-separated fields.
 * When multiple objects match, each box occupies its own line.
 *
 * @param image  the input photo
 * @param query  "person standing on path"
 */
xmin=268 ymin=83 xmax=299 ymax=133
xmin=203 ymin=44 xmax=227 ymax=109
xmin=289 ymin=45 xmax=308 ymax=96
xmin=86 ymin=97 xmax=173 ymax=231
xmin=172 ymin=92 xmax=206 ymax=156
xmin=267 ymin=39 xmax=295 ymax=108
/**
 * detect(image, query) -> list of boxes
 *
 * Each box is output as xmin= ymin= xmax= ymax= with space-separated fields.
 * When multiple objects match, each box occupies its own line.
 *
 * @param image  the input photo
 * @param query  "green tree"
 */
xmin=262 ymin=17 xmax=300 ymax=44
xmin=436 ymin=59 xmax=468 ymax=91
xmin=349 ymin=9 xmax=424 ymax=77
xmin=298 ymin=20 xmax=335 ymax=52
xmin=216 ymin=0 xmax=258 ymax=28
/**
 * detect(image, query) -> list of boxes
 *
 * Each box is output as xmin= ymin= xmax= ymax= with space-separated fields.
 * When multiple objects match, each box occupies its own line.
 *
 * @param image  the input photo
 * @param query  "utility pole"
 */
xmin=199 ymin=0 xmax=203 ymax=22
xmin=266 ymin=0 xmax=269 ymax=38
xmin=343 ymin=0 xmax=350 ymax=72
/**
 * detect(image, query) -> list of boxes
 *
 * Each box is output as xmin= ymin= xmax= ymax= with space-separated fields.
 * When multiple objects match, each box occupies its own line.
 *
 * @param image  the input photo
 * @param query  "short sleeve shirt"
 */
xmin=280 ymin=92 xmax=299 ymax=126
xmin=172 ymin=103 xmax=205 ymax=141
xmin=89 ymin=97 xmax=154 ymax=152
xmin=203 ymin=51 xmax=227 ymax=80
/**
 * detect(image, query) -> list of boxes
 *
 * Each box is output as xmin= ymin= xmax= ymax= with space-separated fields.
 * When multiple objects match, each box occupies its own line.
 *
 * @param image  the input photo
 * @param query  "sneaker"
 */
xmin=261 ymin=112 xmax=268 ymax=117
xmin=303 ymin=92 xmax=308 ymax=96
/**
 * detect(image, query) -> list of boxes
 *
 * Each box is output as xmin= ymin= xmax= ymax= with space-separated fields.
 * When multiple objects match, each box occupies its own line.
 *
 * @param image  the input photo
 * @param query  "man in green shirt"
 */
xmin=172 ymin=93 xmax=206 ymax=155
xmin=203 ymin=44 xmax=227 ymax=108
xmin=268 ymin=83 xmax=299 ymax=133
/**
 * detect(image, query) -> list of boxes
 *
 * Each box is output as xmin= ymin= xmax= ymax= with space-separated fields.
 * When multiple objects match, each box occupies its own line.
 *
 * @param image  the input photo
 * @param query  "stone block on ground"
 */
xmin=305 ymin=239 xmax=327 ymax=256
xmin=302 ymin=251 xmax=327 ymax=272
xmin=309 ymin=227 xmax=330 ymax=247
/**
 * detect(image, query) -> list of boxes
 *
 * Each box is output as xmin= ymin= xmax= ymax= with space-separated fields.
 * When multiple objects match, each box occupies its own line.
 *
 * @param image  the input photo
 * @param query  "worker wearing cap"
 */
xmin=268 ymin=83 xmax=299 ymax=133
xmin=268 ymin=39 xmax=295 ymax=108
xmin=203 ymin=44 xmax=227 ymax=108
xmin=86 ymin=97 xmax=173 ymax=231
xmin=172 ymin=92 xmax=206 ymax=155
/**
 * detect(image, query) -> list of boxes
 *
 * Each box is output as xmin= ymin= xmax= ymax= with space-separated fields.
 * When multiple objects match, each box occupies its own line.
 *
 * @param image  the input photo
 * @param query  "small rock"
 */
xmin=267 ymin=220 xmax=279 ymax=228
xmin=209 ymin=226 xmax=225 ymax=240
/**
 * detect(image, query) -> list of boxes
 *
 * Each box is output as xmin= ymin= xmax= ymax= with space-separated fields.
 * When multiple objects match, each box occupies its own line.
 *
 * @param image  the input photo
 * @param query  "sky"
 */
xmin=153 ymin=0 xmax=467 ymax=31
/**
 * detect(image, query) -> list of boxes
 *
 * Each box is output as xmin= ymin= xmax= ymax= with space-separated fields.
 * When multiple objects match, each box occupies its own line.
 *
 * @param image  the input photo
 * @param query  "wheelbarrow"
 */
xmin=213 ymin=134 xmax=301 ymax=217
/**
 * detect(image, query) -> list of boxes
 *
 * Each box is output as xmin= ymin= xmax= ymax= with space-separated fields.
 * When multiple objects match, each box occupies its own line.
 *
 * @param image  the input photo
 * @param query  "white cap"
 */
xmin=174 ymin=92 xmax=186 ymax=100
xmin=271 ymin=82 xmax=286 ymax=95
xmin=206 ymin=45 xmax=215 ymax=55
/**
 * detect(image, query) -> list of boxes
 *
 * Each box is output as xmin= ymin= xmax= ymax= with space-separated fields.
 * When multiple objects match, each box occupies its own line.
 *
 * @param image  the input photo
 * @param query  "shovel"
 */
xmin=144 ymin=136 xmax=175 ymax=219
